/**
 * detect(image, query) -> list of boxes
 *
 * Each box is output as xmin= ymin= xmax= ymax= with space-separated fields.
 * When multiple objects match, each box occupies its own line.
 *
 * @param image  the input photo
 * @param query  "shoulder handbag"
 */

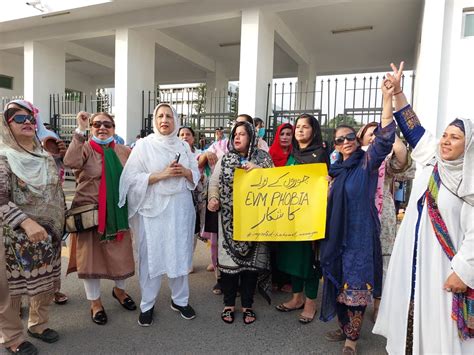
xmin=65 ymin=204 xmax=98 ymax=233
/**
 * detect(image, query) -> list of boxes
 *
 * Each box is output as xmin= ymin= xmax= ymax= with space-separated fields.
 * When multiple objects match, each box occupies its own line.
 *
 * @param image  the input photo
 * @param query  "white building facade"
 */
xmin=0 ymin=0 xmax=473 ymax=143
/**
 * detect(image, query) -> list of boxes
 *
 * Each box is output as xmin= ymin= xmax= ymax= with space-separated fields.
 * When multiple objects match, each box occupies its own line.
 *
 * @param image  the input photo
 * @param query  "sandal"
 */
xmin=325 ymin=328 xmax=346 ymax=342
xmin=53 ymin=291 xmax=68 ymax=305
xmin=242 ymin=309 xmax=256 ymax=325
xmin=112 ymin=289 xmax=137 ymax=311
xmin=212 ymin=282 xmax=222 ymax=295
xmin=6 ymin=341 xmax=38 ymax=355
xmin=299 ymin=309 xmax=317 ymax=324
xmin=275 ymin=303 xmax=304 ymax=312
xmin=27 ymin=328 xmax=59 ymax=343
xmin=221 ymin=308 xmax=234 ymax=324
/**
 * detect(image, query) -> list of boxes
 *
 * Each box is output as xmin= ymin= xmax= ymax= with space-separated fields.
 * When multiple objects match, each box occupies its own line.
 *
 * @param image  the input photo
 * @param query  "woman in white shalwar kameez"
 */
xmin=373 ymin=63 xmax=474 ymax=355
xmin=119 ymin=103 xmax=200 ymax=326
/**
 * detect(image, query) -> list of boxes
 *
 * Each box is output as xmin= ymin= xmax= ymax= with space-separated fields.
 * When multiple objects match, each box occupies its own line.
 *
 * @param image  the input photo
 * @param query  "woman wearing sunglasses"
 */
xmin=0 ymin=100 xmax=66 ymax=354
xmin=320 ymin=79 xmax=396 ymax=354
xmin=63 ymin=112 xmax=136 ymax=326
xmin=275 ymin=115 xmax=328 ymax=324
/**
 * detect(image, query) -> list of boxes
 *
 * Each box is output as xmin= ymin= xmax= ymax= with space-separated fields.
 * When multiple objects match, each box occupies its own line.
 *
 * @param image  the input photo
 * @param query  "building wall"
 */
xmin=413 ymin=0 xmax=474 ymax=135
xmin=0 ymin=51 xmax=24 ymax=98
xmin=65 ymin=70 xmax=97 ymax=95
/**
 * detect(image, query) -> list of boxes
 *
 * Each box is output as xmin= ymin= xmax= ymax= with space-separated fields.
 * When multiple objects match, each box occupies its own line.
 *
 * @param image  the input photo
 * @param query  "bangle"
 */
xmin=394 ymin=90 xmax=403 ymax=96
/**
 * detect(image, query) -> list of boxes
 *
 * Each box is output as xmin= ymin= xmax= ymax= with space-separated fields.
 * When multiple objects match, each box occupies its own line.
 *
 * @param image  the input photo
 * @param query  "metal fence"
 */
xmin=267 ymin=73 xmax=414 ymax=142
xmin=49 ymin=91 xmax=113 ymax=144
xmin=1 ymin=95 xmax=24 ymax=111
xmin=141 ymin=86 xmax=238 ymax=142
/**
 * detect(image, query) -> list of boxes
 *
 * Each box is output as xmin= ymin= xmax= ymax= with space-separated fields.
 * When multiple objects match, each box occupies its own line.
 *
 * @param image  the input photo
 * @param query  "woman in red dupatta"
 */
xmin=269 ymin=123 xmax=293 ymax=167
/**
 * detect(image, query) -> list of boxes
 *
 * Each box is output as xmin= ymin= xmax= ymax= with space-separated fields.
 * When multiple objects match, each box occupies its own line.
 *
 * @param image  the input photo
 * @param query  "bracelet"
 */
xmin=208 ymin=195 xmax=219 ymax=202
xmin=394 ymin=90 xmax=403 ymax=96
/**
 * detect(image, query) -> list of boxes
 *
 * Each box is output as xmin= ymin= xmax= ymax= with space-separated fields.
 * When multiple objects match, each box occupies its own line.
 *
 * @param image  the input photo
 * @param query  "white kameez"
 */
xmin=119 ymin=104 xmax=200 ymax=280
xmin=373 ymin=132 xmax=474 ymax=354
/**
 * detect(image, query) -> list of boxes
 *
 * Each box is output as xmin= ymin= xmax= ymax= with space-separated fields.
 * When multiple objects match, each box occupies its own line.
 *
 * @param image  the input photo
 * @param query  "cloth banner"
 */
xmin=233 ymin=163 xmax=328 ymax=241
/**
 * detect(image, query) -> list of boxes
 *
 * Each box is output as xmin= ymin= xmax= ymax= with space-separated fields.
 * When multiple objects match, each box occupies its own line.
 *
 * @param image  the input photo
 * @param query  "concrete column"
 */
xmin=205 ymin=62 xmax=228 ymax=114
xmin=413 ymin=0 xmax=474 ymax=136
xmin=24 ymin=41 xmax=65 ymax=121
xmin=296 ymin=60 xmax=316 ymax=111
xmin=115 ymin=28 xmax=155 ymax=144
xmin=237 ymin=9 xmax=274 ymax=120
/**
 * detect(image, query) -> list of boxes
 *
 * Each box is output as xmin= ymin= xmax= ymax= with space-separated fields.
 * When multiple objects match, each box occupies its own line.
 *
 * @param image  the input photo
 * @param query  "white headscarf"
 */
xmin=436 ymin=118 xmax=474 ymax=206
xmin=0 ymin=100 xmax=57 ymax=195
xmin=119 ymin=103 xmax=196 ymax=217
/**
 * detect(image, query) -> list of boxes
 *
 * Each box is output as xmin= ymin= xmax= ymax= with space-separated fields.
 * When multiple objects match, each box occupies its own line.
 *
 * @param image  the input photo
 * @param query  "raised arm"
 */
xmin=63 ymin=111 xmax=91 ymax=169
xmin=365 ymin=79 xmax=396 ymax=171
xmin=385 ymin=62 xmax=425 ymax=148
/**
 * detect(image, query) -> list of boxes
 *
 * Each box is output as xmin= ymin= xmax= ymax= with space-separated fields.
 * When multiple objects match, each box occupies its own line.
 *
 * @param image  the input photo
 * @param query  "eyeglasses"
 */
xmin=334 ymin=132 xmax=356 ymax=145
xmin=8 ymin=114 xmax=37 ymax=125
xmin=91 ymin=120 xmax=114 ymax=129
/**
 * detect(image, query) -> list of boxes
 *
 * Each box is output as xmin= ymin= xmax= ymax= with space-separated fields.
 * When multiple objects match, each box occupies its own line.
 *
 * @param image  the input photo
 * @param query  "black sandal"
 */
xmin=221 ymin=308 xmax=234 ymax=324
xmin=242 ymin=309 xmax=256 ymax=325
xmin=91 ymin=308 xmax=108 ymax=325
xmin=112 ymin=289 xmax=137 ymax=311
xmin=6 ymin=341 xmax=38 ymax=355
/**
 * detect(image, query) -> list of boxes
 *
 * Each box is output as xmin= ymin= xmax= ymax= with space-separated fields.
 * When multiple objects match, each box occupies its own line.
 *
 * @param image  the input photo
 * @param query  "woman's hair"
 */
xmin=334 ymin=124 xmax=357 ymax=138
xmin=237 ymin=114 xmax=254 ymax=125
xmin=449 ymin=118 xmax=465 ymax=134
xmin=254 ymin=117 xmax=264 ymax=127
xmin=357 ymin=121 xmax=378 ymax=144
xmin=295 ymin=113 xmax=323 ymax=146
xmin=178 ymin=126 xmax=195 ymax=137
xmin=90 ymin=112 xmax=115 ymax=124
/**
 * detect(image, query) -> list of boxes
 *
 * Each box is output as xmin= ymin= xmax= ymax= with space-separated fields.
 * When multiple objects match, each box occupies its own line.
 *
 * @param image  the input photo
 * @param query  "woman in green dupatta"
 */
xmin=275 ymin=114 xmax=329 ymax=324
xmin=64 ymin=112 xmax=136 ymax=326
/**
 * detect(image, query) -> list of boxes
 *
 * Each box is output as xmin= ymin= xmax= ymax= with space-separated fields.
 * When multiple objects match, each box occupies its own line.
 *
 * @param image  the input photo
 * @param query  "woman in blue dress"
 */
xmin=320 ymin=77 xmax=397 ymax=354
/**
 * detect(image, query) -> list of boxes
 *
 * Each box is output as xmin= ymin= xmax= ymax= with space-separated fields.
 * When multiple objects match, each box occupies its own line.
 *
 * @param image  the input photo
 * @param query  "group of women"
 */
xmin=1 ymin=62 xmax=473 ymax=355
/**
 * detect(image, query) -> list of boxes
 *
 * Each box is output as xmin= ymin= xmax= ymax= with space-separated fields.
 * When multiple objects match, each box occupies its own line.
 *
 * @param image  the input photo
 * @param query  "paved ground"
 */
xmin=2 ymin=181 xmax=389 ymax=355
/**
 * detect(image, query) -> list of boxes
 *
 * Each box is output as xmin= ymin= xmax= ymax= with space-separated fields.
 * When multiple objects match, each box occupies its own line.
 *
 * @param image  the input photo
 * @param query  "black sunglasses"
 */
xmin=91 ymin=120 xmax=114 ymax=129
xmin=8 ymin=114 xmax=36 ymax=125
xmin=334 ymin=132 xmax=356 ymax=145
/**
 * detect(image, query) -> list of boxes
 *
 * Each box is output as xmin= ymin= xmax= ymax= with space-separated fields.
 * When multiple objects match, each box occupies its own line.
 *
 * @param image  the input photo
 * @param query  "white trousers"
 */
xmin=138 ymin=232 xmax=189 ymax=312
xmin=83 ymin=279 xmax=126 ymax=301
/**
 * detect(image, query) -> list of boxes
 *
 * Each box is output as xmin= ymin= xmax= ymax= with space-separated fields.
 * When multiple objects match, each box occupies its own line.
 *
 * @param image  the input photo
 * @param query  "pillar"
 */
xmin=237 ymin=9 xmax=274 ymax=120
xmin=205 ymin=62 xmax=228 ymax=114
xmin=115 ymin=28 xmax=155 ymax=144
xmin=296 ymin=60 xmax=316 ymax=111
xmin=24 ymin=41 xmax=65 ymax=121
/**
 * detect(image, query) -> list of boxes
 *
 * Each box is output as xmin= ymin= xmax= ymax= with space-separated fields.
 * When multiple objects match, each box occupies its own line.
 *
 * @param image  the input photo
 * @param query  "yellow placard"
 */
xmin=233 ymin=163 xmax=328 ymax=242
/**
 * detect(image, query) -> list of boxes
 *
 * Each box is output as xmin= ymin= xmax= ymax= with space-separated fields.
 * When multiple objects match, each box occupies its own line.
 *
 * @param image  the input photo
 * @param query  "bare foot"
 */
xmin=282 ymin=293 xmax=305 ymax=309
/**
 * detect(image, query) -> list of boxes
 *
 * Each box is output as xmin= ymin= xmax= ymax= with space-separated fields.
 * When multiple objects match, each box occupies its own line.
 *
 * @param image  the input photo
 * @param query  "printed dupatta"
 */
xmin=426 ymin=164 xmax=474 ymax=340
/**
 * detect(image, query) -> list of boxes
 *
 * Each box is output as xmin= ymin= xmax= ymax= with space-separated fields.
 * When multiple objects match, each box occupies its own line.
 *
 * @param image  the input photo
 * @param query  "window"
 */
xmin=0 ymin=75 xmax=13 ymax=90
xmin=463 ymin=9 xmax=474 ymax=37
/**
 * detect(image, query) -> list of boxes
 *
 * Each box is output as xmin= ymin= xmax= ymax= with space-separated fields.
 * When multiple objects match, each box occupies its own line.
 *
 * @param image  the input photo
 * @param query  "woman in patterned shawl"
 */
xmin=207 ymin=121 xmax=273 ymax=325
xmin=0 ymin=100 xmax=65 ymax=355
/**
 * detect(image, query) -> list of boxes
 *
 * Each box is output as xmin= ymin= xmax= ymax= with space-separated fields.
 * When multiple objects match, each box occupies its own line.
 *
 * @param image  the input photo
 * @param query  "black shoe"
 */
xmin=91 ymin=308 xmax=108 ymax=325
xmin=170 ymin=301 xmax=196 ymax=320
xmin=138 ymin=306 xmax=154 ymax=327
xmin=112 ymin=288 xmax=137 ymax=311
xmin=6 ymin=341 xmax=38 ymax=355
xmin=27 ymin=328 xmax=59 ymax=343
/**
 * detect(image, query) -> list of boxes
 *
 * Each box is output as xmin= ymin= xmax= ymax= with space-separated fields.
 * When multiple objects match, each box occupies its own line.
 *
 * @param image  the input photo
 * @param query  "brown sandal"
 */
xmin=53 ymin=292 xmax=68 ymax=305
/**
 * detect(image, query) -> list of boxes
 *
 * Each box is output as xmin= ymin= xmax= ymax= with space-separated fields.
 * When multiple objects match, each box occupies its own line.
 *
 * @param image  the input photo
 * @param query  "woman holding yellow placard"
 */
xmin=207 ymin=120 xmax=273 ymax=325
xmin=275 ymin=114 xmax=328 ymax=324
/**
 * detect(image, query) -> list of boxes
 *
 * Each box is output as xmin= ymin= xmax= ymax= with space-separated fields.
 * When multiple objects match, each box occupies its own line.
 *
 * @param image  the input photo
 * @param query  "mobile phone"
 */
xmin=174 ymin=152 xmax=181 ymax=163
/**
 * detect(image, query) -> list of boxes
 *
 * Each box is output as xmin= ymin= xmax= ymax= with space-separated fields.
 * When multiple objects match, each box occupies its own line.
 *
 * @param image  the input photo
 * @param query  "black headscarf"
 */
xmin=292 ymin=114 xmax=328 ymax=165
